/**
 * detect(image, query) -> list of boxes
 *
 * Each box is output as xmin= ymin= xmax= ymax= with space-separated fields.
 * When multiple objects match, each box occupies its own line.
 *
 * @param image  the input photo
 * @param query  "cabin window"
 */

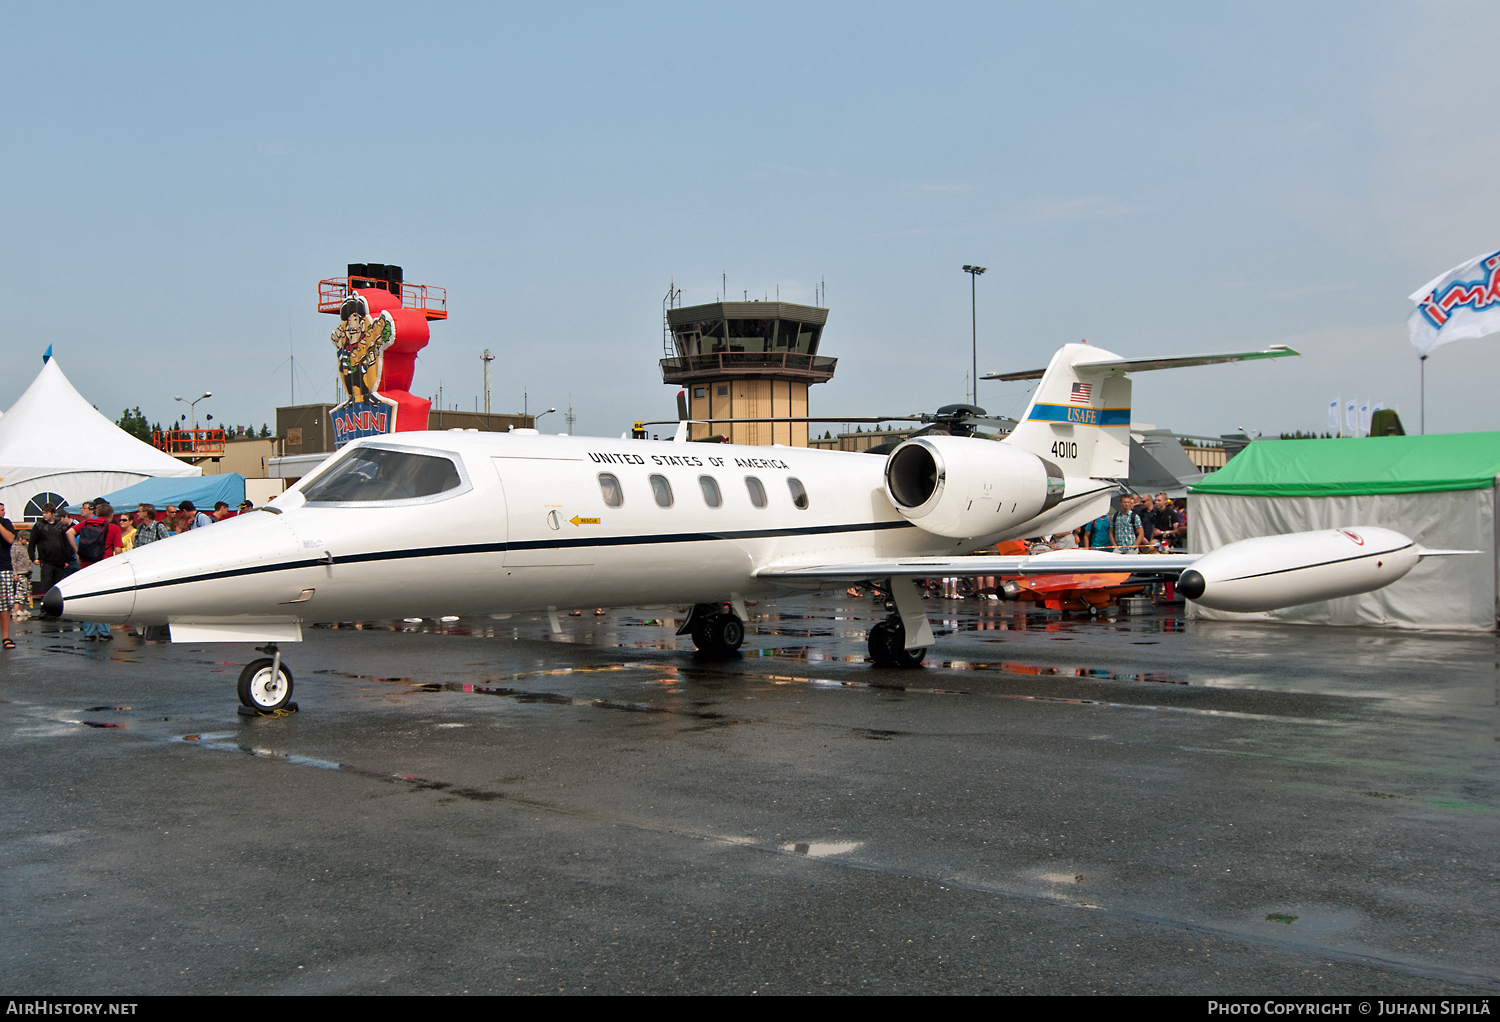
xmin=787 ymin=477 xmax=809 ymax=509
xmin=650 ymin=474 xmax=674 ymax=508
xmin=699 ymin=475 xmax=721 ymax=508
xmin=598 ymin=473 xmax=623 ymax=508
xmin=745 ymin=476 xmax=766 ymax=509
xmin=302 ymin=447 xmax=462 ymax=504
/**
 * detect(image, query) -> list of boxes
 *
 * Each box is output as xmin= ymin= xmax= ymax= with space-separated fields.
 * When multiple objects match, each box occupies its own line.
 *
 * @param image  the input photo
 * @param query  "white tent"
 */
xmin=0 ymin=358 xmax=198 ymax=518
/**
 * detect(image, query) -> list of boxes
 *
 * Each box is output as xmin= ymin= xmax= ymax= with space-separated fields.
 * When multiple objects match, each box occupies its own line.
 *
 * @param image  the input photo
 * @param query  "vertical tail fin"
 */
xmin=1001 ymin=343 xmax=1131 ymax=479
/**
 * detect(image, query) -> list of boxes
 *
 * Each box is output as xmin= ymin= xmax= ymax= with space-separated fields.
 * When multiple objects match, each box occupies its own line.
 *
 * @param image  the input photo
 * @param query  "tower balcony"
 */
xmin=659 ymin=351 xmax=838 ymax=385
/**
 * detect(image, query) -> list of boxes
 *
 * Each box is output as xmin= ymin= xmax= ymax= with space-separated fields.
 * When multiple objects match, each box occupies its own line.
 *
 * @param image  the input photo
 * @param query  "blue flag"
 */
xmin=42 ymin=345 xmax=51 ymax=363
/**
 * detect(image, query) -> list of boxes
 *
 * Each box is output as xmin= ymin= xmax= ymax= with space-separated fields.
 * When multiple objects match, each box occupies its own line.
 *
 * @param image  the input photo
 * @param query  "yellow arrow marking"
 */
xmin=570 ymin=516 xmax=601 ymax=526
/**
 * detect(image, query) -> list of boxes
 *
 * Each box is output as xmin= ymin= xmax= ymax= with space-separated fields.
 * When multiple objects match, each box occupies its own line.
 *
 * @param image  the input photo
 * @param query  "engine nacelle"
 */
xmin=884 ymin=435 xmax=1065 ymax=540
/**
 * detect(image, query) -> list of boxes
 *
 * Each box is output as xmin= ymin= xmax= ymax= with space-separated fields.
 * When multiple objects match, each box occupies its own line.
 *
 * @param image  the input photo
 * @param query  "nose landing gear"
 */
xmin=679 ymin=602 xmax=746 ymax=656
xmin=236 ymin=643 xmax=297 ymax=715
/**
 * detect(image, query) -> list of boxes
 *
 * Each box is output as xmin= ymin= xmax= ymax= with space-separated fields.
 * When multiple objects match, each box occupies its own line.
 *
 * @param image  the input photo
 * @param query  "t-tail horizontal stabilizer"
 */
xmin=983 ymin=345 xmax=1299 ymax=382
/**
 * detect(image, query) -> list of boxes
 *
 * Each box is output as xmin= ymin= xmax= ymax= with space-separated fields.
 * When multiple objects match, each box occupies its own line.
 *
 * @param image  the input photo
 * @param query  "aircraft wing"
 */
xmin=983 ymin=345 xmax=1298 ymax=382
xmin=757 ymin=550 xmax=1202 ymax=582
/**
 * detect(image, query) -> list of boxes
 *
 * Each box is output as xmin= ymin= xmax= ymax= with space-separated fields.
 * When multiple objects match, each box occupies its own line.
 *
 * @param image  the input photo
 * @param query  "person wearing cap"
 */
xmin=237 ymin=500 xmax=253 ymax=514
xmin=180 ymin=501 xmax=214 ymax=530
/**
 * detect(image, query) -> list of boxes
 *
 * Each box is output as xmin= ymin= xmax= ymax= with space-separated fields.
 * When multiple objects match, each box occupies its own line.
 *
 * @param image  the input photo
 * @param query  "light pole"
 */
xmin=481 ymin=349 xmax=494 ymax=416
xmin=962 ymin=265 xmax=987 ymax=404
xmin=174 ymin=391 xmax=212 ymax=430
xmin=533 ymin=407 xmax=557 ymax=429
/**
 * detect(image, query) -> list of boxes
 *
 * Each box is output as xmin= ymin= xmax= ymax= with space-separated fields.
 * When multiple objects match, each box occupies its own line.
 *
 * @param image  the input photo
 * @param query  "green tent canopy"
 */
xmin=1188 ymin=432 xmax=1500 ymax=497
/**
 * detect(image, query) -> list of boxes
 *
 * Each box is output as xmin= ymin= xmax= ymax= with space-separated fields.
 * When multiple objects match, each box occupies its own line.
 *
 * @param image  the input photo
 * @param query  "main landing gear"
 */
xmin=681 ymin=602 xmax=745 ymax=656
xmin=867 ymin=616 xmax=927 ymax=668
xmin=236 ymin=643 xmax=297 ymax=714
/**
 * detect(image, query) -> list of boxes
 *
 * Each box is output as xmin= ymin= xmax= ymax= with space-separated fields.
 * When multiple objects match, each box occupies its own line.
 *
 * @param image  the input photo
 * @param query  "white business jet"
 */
xmin=45 ymin=342 xmax=1455 ymax=712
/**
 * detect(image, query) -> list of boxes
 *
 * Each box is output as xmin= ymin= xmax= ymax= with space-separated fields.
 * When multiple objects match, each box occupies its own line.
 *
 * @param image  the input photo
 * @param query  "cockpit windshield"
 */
xmin=300 ymin=447 xmax=462 ymax=505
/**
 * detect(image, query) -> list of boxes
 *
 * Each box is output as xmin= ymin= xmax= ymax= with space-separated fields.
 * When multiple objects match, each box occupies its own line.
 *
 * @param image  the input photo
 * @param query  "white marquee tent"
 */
xmin=0 ymin=358 xmax=198 ymax=518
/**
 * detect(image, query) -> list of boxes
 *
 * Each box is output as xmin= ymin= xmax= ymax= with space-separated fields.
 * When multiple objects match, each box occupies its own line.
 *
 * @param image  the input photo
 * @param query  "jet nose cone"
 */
xmin=42 ymin=586 xmax=63 ymax=618
xmin=1177 ymin=569 xmax=1206 ymax=600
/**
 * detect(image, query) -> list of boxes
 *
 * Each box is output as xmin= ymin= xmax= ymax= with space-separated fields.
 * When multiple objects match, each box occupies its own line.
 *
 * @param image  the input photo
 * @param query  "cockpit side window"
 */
xmin=301 ymin=447 xmax=462 ymax=505
xmin=598 ymin=473 xmax=624 ymax=508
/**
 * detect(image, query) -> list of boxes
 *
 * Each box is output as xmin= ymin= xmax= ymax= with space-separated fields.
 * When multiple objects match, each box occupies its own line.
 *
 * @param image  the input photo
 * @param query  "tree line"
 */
xmin=114 ymin=408 xmax=271 ymax=443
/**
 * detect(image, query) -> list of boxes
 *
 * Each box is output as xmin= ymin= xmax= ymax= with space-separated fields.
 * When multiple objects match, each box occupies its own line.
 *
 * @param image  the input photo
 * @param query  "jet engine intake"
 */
xmin=884 ymin=435 xmax=1065 ymax=540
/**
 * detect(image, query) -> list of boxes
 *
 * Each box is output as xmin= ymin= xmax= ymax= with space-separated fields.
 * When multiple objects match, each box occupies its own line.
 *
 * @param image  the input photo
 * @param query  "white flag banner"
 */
xmin=1346 ymin=399 xmax=1357 ymax=436
xmin=1327 ymin=397 xmax=1340 ymax=433
xmin=1359 ymin=400 xmax=1372 ymax=436
xmin=1409 ymin=248 xmax=1500 ymax=357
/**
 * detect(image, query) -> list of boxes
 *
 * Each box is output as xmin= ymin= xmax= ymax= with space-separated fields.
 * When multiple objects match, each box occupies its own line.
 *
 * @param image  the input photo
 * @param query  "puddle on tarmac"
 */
xmin=937 ymin=661 xmax=1185 ymax=685
xmin=754 ymin=646 xmax=1184 ymax=685
xmin=781 ymin=841 xmax=862 ymax=857
xmin=1252 ymin=908 xmax=1363 ymax=933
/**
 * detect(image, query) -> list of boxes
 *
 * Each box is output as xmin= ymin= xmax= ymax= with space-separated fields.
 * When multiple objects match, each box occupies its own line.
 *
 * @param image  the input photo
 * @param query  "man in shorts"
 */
xmin=0 ymin=503 xmax=16 ymax=649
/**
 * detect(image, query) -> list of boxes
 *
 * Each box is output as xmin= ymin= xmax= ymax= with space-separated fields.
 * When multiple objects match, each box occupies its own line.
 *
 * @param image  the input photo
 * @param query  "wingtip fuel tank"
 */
xmin=1177 ymin=527 xmax=1422 ymax=613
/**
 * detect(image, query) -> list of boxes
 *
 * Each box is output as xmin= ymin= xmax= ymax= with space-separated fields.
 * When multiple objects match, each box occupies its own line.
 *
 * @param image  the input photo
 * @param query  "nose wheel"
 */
xmin=687 ymin=607 xmax=745 ymax=656
xmin=237 ymin=644 xmax=296 ymax=713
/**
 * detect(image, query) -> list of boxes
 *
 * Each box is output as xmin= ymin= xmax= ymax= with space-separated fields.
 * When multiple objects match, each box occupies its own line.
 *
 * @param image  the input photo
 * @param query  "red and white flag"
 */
xmin=1070 ymin=382 xmax=1092 ymax=404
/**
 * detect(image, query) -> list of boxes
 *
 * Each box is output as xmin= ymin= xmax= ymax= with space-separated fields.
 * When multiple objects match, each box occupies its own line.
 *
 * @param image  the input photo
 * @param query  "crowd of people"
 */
xmin=1 ymin=496 xmax=255 ymax=643
xmin=918 ymin=491 xmax=1189 ymax=602
xmin=1077 ymin=491 xmax=1186 ymax=553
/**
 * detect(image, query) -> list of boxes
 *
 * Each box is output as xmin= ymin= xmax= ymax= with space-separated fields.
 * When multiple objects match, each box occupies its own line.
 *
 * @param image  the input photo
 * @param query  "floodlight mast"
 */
xmin=174 ymin=391 xmax=213 ymax=430
xmin=963 ymin=265 xmax=987 ymax=404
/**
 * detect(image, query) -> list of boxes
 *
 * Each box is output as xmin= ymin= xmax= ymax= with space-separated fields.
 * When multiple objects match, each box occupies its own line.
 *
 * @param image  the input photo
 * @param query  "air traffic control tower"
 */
xmin=661 ymin=300 xmax=836 ymax=446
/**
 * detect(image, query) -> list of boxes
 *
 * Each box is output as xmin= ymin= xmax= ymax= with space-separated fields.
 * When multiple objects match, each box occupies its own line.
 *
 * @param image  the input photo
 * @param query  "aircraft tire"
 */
xmin=690 ymin=620 xmax=714 ymax=651
xmin=868 ymin=619 xmax=927 ymax=668
xmin=237 ymin=658 xmax=294 ymax=711
xmin=710 ymin=613 xmax=744 ymax=654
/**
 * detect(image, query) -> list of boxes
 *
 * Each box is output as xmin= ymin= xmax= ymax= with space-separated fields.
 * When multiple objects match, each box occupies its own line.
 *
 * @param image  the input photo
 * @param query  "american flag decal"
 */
xmin=1070 ymin=382 xmax=1092 ymax=404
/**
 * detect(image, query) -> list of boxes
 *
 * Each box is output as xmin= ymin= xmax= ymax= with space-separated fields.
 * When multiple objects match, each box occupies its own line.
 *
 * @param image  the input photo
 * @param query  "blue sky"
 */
xmin=3 ymin=1 xmax=1498 ymax=438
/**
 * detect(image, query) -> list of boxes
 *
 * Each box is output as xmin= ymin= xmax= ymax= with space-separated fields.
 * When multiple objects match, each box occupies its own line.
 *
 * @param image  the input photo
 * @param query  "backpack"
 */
xmin=77 ymin=521 xmax=111 ymax=562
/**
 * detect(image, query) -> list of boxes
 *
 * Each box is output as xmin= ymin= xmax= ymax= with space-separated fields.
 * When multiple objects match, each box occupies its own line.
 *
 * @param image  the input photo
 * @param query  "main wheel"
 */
xmin=709 ymin=613 xmax=744 ymax=654
xmin=867 ymin=619 xmax=927 ymax=668
xmin=237 ymin=658 xmax=294 ymax=711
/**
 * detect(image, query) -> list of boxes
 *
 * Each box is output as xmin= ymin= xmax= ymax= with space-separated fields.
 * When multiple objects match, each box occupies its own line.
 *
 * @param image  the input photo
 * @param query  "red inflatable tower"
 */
xmin=318 ymin=264 xmax=446 ymax=446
